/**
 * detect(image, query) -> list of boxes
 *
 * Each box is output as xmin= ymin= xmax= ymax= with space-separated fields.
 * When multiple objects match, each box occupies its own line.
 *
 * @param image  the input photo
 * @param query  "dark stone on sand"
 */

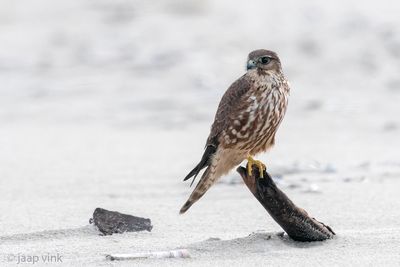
xmin=91 ymin=208 xmax=152 ymax=235
xmin=237 ymin=166 xmax=335 ymax=242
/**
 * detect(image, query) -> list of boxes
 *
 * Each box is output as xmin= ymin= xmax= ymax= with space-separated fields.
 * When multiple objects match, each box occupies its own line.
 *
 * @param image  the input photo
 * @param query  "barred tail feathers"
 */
xmin=179 ymin=165 xmax=218 ymax=214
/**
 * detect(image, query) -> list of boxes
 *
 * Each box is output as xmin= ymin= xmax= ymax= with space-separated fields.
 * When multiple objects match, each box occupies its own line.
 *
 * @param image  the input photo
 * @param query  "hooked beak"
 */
xmin=246 ymin=59 xmax=257 ymax=70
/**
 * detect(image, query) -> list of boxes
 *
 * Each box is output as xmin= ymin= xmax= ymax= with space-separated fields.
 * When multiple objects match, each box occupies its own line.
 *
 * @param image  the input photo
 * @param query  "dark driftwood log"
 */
xmin=237 ymin=166 xmax=335 ymax=242
xmin=91 ymin=208 xmax=153 ymax=235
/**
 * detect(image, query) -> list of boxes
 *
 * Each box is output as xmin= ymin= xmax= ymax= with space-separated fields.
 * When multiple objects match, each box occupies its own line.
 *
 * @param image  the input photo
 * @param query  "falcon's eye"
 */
xmin=260 ymin=56 xmax=271 ymax=64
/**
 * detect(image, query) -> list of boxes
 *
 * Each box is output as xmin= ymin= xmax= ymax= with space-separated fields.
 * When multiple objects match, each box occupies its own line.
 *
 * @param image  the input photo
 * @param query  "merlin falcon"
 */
xmin=180 ymin=49 xmax=290 ymax=214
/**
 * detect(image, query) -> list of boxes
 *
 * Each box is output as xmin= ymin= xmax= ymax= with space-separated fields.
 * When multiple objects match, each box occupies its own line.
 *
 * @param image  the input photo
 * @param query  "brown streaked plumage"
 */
xmin=180 ymin=49 xmax=290 ymax=214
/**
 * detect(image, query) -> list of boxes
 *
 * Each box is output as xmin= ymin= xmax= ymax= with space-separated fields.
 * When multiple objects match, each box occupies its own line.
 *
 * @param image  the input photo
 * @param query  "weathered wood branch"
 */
xmin=237 ymin=166 xmax=335 ymax=242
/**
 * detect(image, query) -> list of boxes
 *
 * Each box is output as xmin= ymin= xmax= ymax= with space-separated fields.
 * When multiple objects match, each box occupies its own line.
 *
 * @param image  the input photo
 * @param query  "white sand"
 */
xmin=1 ymin=0 xmax=400 ymax=266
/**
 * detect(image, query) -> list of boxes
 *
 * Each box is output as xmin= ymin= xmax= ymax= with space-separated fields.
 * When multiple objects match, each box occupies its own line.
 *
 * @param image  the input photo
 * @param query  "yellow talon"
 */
xmin=246 ymin=156 xmax=266 ymax=178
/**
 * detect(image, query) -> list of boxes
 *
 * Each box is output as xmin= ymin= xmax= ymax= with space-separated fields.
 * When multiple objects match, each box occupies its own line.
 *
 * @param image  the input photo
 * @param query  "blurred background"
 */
xmin=1 ymin=0 xmax=400 ymax=130
xmin=1 ymin=0 xmax=400 ymax=264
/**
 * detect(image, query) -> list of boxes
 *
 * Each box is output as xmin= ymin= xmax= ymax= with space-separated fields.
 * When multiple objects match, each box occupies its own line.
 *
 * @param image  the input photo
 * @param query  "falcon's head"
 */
xmin=246 ymin=49 xmax=281 ymax=72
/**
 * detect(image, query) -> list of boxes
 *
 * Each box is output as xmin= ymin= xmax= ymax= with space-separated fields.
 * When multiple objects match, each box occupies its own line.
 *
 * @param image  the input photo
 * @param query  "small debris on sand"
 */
xmin=90 ymin=208 xmax=152 ymax=235
xmin=106 ymin=249 xmax=190 ymax=260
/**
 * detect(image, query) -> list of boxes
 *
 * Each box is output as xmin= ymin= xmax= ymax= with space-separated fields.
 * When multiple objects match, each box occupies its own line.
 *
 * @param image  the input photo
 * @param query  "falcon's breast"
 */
xmin=217 ymin=70 xmax=289 ymax=155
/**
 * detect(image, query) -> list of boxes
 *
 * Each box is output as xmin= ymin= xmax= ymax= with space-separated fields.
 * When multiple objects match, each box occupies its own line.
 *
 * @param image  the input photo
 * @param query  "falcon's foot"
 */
xmin=246 ymin=156 xmax=266 ymax=178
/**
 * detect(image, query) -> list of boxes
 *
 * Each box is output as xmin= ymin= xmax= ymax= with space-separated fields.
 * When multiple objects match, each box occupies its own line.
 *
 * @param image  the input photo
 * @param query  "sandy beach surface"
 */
xmin=1 ymin=0 xmax=400 ymax=266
